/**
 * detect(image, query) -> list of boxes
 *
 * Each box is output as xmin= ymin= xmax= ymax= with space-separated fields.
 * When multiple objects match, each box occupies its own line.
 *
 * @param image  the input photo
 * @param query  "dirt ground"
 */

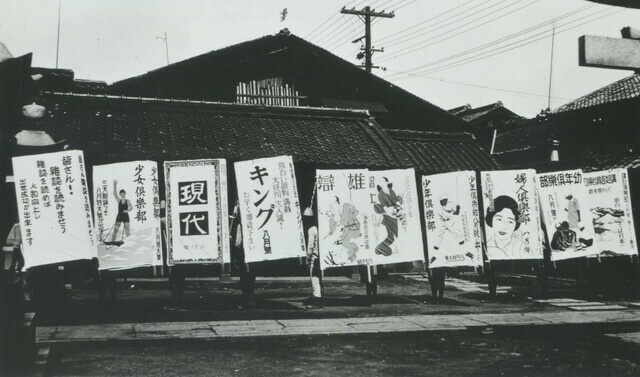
xmin=36 ymin=272 xmax=624 ymax=326
xmin=45 ymin=330 xmax=638 ymax=377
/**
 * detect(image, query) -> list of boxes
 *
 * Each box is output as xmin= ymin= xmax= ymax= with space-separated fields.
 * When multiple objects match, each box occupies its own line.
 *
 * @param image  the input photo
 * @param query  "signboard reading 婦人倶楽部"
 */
xmin=93 ymin=161 xmax=162 ymax=270
xmin=234 ymin=155 xmax=306 ymax=263
xmin=583 ymin=169 xmax=637 ymax=257
xmin=164 ymin=159 xmax=229 ymax=265
xmin=12 ymin=150 xmax=97 ymax=268
xmin=537 ymin=169 xmax=598 ymax=261
xmin=480 ymin=169 xmax=543 ymax=261
xmin=422 ymin=171 xmax=483 ymax=268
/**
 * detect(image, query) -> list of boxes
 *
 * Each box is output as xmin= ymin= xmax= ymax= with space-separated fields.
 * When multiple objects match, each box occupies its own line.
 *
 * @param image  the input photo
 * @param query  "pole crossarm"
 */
xmin=341 ymin=7 xmax=395 ymax=19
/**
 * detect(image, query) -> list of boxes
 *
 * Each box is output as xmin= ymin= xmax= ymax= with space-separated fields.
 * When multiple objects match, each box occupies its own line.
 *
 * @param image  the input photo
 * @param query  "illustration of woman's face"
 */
xmin=493 ymin=207 xmax=516 ymax=241
xmin=119 ymin=191 xmax=126 ymax=200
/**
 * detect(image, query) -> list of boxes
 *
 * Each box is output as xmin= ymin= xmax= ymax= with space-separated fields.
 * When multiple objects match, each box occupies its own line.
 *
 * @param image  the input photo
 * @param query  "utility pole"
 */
xmin=341 ymin=5 xmax=394 ymax=73
xmin=157 ymin=32 xmax=170 ymax=65
xmin=547 ymin=26 xmax=555 ymax=110
xmin=56 ymin=0 xmax=62 ymax=68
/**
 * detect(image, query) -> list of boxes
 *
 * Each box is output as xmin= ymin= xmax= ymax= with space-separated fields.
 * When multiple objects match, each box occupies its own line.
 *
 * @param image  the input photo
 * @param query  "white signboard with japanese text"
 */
xmin=93 ymin=161 xmax=162 ymax=270
xmin=164 ymin=159 xmax=229 ymax=265
xmin=316 ymin=169 xmax=376 ymax=270
xmin=537 ymin=169 xmax=598 ymax=261
xmin=12 ymin=150 xmax=97 ymax=268
xmin=368 ymin=169 xmax=425 ymax=266
xmin=234 ymin=155 xmax=306 ymax=263
xmin=481 ymin=169 xmax=543 ymax=261
xmin=583 ymin=169 xmax=637 ymax=256
xmin=422 ymin=171 xmax=483 ymax=268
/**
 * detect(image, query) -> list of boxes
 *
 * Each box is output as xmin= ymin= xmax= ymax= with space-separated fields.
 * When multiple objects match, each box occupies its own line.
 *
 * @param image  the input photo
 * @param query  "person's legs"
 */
xmin=311 ymin=260 xmax=322 ymax=300
xmin=14 ymin=248 xmax=24 ymax=273
xmin=428 ymin=270 xmax=438 ymax=298
xmin=124 ymin=222 xmax=130 ymax=238
xmin=109 ymin=272 xmax=117 ymax=301
xmin=111 ymin=222 xmax=121 ymax=242
xmin=239 ymin=267 xmax=256 ymax=309
xmin=437 ymin=270 xmax=445 ymax=299
xmin=8 ymin=248 xmax=17 ymax=273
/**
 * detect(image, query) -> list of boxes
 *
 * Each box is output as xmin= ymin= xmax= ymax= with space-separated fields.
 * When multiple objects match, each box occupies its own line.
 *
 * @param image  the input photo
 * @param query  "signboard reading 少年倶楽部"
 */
xmin=422 ymin=171 xmax=483 ymax=268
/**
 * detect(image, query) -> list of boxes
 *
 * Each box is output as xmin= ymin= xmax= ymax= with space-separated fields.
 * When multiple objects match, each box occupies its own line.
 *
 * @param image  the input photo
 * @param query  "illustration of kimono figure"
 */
xmin=373 ymin=181 xmax=403 ymax=256
xmin=336 ymin=202 xmax=361 ymax=262
xmin=434 ymin=201 xmax=464 ymax=248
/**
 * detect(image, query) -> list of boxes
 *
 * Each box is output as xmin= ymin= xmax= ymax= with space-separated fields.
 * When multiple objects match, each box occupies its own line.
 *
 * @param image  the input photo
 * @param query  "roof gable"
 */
xmin=108 ymin=32 xmax=471 ymax=133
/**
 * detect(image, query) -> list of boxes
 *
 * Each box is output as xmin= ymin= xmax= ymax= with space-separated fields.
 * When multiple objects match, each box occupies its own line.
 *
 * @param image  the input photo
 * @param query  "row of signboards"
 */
xmin=11 ymin=151 xmax=638 ymax=271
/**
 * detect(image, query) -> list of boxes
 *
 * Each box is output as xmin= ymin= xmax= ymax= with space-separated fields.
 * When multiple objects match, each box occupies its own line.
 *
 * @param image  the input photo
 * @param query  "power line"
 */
xmin=386 ymin=71 xmax=573 ymax=101
xmin=379 ymin=0 xmax=537 ymax=63
xmin=326 ymin=17 xmax=363 ymax=51
xmin=379 ymin=0 xmax=496 ymax=46
xmin=377 ymin=0 xmax=477 ymax=43
xmin=393 ymin=0 xmax=419 ymax=12
xmin=314 ymin=15 xmax=355 ymax=45
xmin=384 ymin=4 xmax=595 ymax=78
xmin=305 ymin=0 xmax=359 ymax=39
xmin=405 ymin=7 xmax=622 ymax=76
xmin=406 ymin=7 xmax=619 ymax=76
xmin=324 ymin=14 xmax=361 ymax=50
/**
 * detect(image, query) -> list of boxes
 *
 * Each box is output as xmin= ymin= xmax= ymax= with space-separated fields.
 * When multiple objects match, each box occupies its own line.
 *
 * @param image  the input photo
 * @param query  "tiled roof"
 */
xmin=584 ymin=152 xmax=640 ymax=172
xmin=493 ymin=121 xmax=556 ymax=155
xmin=23 ymin=92 xmax=409 ymax=169
xmin=385 ymin=129 xmax=500 ymax=174
xmin=450 ymin=102 xmax=523 ymax=126
xmin=553 ymin=74 xmax=640 ymax=114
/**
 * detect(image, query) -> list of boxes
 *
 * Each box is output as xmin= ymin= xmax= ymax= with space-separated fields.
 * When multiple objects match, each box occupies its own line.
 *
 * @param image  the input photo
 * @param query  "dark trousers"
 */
xmin=429 ymin=269 xmax=446 ymax=299
xmin=358 ymin=265 xmax=377 ymax=298
xmin=4 ymin=247 xmax=24 ymax=273
xmin=239 ymin=268 xmax=256 ymax=307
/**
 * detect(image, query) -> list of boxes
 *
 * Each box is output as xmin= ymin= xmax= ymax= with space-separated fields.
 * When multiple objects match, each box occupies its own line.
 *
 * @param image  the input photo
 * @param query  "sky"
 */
xmin=1 ymin=0 xmax=639 ymax=117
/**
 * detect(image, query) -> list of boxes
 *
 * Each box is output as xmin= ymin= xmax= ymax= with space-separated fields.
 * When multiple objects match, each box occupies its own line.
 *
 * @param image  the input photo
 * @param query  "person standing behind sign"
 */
xmin=5 ymin=222 xmax=24 ymax=274
xmin=230 ymin=203 xmax=256 ymax=310
xmin=303 ymin=211 xmax=323 ymax=307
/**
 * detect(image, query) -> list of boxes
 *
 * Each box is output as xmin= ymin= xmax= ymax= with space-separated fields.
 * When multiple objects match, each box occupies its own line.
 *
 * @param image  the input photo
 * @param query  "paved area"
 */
xmin=37 ymin=309 xmax=640 ymax=344
xmin=605 ymin=331 xmax=640 ymax=347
